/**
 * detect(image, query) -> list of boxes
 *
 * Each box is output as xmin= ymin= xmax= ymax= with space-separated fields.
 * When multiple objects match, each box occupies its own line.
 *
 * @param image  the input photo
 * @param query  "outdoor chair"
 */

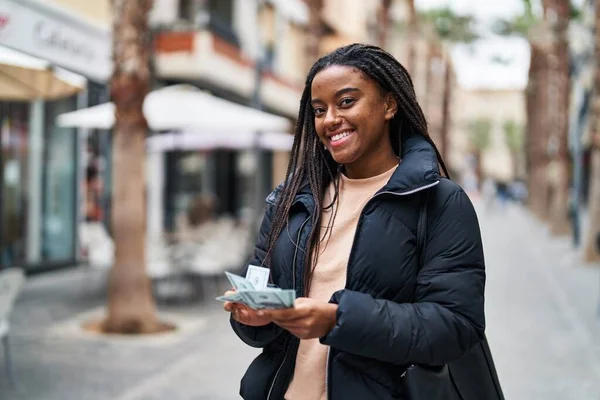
xmin=79 ymin=222 xmax=115 ymax=270
xmin=185 ymin=219 xmax=252 ymax=300
xmin=0 ymin=268 xmax=25 ymax=388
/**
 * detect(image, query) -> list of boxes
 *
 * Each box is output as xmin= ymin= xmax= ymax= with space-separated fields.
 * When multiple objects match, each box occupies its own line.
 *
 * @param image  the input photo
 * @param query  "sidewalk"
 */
xmin=1 ymin=202 xmax=599 ymax=400
xmin=480 ymin=204 xmax=600 ymax=400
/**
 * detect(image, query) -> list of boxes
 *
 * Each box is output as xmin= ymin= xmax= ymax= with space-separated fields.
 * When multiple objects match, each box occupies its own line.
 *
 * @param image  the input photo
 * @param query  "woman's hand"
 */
xmin=258 ymin=298 xmax=338 ymax=340
xmin=223 ymin=290 xmax=272 ymax=327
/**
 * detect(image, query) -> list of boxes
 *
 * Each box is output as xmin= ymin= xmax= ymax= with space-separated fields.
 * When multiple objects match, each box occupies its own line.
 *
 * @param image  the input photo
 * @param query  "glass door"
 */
xmin=41 ymin=96 xmax=77 ymax=263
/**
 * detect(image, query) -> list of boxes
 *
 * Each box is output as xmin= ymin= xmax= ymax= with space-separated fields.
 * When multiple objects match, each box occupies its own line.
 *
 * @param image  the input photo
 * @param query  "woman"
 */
xmin=223 ymin=44 xmax=486 ymax=400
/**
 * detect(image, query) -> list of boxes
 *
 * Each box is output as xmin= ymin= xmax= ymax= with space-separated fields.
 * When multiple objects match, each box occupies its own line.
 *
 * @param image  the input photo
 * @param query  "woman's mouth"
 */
xmin=329 ymin=130 xmax=354 ymax=147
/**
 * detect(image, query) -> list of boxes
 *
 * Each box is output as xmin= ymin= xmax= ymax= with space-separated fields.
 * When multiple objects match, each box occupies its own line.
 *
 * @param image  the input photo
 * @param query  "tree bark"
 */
xmin=406 ymin=0 xmax=417 ymax=75
xmin=583 ymin=1 xmax=600 ymax=262
xmin=527 ymin=43 xmax=551 ymax=220
xmin=547 ymin=0 xmax=571 ymax=235
xmin=378 ymin=0 xmax=392 ymax=49
xmin=103 ymin=0 xmax=161 ymax=334
xmin=440 ymin=56 xmax=452 ymax=164
xmin=585 ymin=148 xmax=600 ymax=262
xmin=306 ymin=0 xmax=324 ymax=70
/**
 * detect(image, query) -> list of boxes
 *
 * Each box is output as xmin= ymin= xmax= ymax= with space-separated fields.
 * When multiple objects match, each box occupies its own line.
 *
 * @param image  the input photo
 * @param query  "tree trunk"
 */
xmin=378 ymin=0 xmax=392 ymax=48
xmin=406 ymin=0 xmax=417 ymax=75
xmin=440 ymin=56 xmax=452 ymax=165
xmin=306 ymin=0 xmax=324 ymax=70
xmin=103 ymin=0 xmax=161 ymax=334
xmin=583 ymin=1 xmax=600 ymax=262
xmin=527 ymin=43 xmax=551 ymax=220
xmin=547 ymin=0 xmax=571 ymax=235
xmin=584 ymin=148 xmax=600 ymax=262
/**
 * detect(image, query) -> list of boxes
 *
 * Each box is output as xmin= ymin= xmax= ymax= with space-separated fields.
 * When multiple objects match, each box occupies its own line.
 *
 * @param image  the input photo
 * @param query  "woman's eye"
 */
xmin=313 ymin=107 xmax=325 ymax=116
xmin=339 ymin=98 xmax=355 ymax=107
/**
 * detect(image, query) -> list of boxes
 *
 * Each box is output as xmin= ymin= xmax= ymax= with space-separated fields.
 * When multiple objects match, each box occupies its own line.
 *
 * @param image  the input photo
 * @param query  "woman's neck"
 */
xmin=343 ymin=149 xmax=399 ymax=179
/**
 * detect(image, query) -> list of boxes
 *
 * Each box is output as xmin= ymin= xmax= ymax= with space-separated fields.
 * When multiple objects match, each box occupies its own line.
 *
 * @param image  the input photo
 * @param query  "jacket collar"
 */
xmin=267 ymin=133 xmax=441 ymax=205
xmin=382 ymin=132 xmax=441 ymax=194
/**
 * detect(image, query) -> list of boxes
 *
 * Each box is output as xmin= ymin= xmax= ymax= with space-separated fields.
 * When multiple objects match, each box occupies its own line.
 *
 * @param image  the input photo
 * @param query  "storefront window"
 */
xmin=165 ymin=151 xmax=213 ymax=231
xmin=41 ymin=96 xmax=77 ymax=262
xmin=85 ymin=129 xmax=112 ymax=229
xmin=0 ymin=102 xmax=29 ymax=268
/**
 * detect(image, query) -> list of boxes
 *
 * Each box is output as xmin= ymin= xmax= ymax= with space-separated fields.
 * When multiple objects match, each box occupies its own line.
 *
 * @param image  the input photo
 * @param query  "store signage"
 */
xmin=0 ymin=0 xmax=112 ymax=82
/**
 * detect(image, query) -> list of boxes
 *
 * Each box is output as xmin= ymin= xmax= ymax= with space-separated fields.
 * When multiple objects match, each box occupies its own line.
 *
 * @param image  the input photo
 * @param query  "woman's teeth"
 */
xmin=331 ymin=131 xmax=352 ymax=142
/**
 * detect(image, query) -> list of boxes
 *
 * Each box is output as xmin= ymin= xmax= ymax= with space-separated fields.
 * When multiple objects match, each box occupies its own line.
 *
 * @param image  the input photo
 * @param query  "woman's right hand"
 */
xmin=223 ymin=290 xmax=272 ymax=327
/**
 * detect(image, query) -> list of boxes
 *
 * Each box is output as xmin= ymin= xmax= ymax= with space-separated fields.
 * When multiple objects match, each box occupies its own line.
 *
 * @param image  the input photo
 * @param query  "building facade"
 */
xmin=0 ymin=0 xmax=111 ymax=272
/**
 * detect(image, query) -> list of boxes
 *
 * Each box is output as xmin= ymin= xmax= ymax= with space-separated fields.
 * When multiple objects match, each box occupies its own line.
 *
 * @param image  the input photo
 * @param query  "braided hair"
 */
xmin=266 ymin=43 xmax=449 ymax=294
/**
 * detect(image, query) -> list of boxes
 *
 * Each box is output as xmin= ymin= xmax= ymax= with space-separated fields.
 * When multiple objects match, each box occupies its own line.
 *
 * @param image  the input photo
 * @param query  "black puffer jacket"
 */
xmin=231 ymin=134 xmax=486 ymax=400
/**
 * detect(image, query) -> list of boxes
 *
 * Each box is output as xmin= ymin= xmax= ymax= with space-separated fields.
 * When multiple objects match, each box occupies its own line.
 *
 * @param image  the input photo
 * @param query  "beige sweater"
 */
xmin=285 ymin=165 xmax=397 ymax=400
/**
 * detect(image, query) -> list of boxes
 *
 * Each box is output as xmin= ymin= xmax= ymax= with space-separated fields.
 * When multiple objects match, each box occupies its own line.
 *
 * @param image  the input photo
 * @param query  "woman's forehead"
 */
xmin=311 ymin=65 xmax=372 ymax=93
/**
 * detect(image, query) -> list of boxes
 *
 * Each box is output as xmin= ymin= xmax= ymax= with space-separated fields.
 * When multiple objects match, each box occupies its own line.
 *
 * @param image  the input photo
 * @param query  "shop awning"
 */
xmin=56 ymin=84 xmax=292 ymax=133
xmin=146 ymin=130 xmax=293 ymax=152
xmin=0 ymin=46 xmax=86 ymax=100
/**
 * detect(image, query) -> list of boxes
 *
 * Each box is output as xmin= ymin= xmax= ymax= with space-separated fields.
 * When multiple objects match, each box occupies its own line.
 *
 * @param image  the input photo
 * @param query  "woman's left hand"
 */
xmin=258 ymin=298 xmax=338 ymax=340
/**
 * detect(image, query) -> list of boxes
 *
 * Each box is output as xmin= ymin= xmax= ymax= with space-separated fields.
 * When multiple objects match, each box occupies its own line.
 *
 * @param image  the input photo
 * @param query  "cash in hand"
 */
xmin=216 ymin=265 xmax=295 ymax=309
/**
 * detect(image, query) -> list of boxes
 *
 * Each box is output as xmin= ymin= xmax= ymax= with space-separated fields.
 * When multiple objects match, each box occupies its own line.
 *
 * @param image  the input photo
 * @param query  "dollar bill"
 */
xmin=218 ymin=271 xmax=295 ymax=309
xmin=241 ymin=289 xmax=295 ymax=309
xmin=215 ymin=291 xmax=245 ymax=303
xmin=225 ymin=271 xmax=256 ymax=291
xmin=246 ymin=265 xmax=270 ymax=290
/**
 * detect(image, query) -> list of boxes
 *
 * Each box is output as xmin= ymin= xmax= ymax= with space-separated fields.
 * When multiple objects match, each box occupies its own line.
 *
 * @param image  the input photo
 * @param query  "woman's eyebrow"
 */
xmin=311 ymin=87 xmax=360 ymax=104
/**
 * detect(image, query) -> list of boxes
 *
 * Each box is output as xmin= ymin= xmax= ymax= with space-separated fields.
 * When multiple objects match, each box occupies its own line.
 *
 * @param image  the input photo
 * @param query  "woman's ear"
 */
xmin=384 ymin=93 xmax=398 ymax=121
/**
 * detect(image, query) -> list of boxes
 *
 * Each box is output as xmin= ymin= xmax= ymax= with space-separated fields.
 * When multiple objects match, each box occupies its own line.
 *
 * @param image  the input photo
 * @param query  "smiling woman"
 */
xmin=225 ymin=44 xmax=502 ymax=400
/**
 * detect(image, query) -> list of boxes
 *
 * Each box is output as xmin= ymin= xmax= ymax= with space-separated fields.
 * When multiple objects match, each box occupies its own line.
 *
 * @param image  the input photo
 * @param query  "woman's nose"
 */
xmin=324 ymin=110 xmax=341 ymax=130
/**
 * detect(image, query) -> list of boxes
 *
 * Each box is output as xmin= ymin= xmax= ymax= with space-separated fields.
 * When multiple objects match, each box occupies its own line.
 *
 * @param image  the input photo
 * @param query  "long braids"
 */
xmin=265 ymin=43 xmax=449 ymax=294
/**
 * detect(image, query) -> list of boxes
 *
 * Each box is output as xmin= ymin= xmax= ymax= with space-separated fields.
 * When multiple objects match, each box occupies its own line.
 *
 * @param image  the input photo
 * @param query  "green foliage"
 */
xmin=503 ymin=120 xmax=524 ymax=152
xmin=493 ymin=0 xmax=581 ymax=38
xmin=418 ymin=7 xmax=478 ymax=43
xmin=492 ymin=13 xmax=536 ymax=37
xmin=570 ymin=3 xmax=582 ymax=21
xmin=467 ymin=118 xmax=493 ymax=151
xmin=492 ymin=0 xmax=535 ymax=37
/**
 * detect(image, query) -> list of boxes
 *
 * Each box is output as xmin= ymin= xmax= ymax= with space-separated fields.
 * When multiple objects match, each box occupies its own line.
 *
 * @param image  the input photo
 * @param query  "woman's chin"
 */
xmin=330 ymin=151 xmax=358 ymax=166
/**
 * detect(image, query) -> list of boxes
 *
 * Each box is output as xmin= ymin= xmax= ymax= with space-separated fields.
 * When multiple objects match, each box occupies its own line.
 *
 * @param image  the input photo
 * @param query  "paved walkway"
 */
xmin=1 ymin=202 xmax=599 ymax=400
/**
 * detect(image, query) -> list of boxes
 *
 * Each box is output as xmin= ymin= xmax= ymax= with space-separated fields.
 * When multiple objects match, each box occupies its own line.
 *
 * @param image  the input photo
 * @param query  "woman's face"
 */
xmin=311 ymin=65 xmax=397 ymax=167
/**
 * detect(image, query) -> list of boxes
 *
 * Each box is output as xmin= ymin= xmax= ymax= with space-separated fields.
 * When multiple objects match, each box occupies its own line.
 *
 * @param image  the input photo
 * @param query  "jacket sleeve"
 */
xmin=230 ymin=199 xmax=284 ymax=348
xmin=320 ymin=189 xmax=485 ymax=365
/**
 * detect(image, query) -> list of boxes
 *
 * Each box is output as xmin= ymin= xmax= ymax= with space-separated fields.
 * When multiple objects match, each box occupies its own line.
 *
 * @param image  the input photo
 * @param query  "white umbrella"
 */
xmin=56 ymin=84 xmax=291 ymax=133
xmin=146 ymin=130 xmax=294 ymax=152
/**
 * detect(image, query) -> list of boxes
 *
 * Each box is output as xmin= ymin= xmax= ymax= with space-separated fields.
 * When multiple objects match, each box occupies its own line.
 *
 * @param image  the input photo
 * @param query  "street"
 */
xmin=1 ymin=202 xmax=600 ymax=400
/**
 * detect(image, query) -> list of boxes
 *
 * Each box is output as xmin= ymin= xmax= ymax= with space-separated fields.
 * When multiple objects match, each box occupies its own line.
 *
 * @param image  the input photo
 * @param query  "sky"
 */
xmin=413 ymin=0 xmax=585 ymax=90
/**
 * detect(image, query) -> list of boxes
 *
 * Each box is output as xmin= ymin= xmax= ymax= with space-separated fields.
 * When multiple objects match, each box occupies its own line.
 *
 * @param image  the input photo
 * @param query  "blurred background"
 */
xmin=0 ymin=0 xmax=599 ymax=399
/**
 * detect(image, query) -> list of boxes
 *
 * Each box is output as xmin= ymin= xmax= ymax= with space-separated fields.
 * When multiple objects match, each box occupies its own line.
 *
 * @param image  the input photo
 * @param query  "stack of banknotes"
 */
xmin=216 ymin=265 xmax=296 ymax=309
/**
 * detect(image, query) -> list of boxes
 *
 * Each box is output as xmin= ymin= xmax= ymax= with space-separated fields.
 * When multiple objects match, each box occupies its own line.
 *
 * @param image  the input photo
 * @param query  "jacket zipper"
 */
xmin=267 ymin=216 xmax=310 ymax=400
xmin=325 ymin=180 xmax=439 ymax=400
xmin=325 ymin=347 xmax=331 ymax=398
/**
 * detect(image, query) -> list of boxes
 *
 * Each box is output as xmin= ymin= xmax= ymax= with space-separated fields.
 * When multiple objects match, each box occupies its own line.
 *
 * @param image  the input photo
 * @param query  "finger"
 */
xmin=224 ymin=290 xmax=237 ymax=297
xmin=260 ymin=308 xmax=300 ymax=321
xmin=223 ymin=302 xmax=234 ymax=312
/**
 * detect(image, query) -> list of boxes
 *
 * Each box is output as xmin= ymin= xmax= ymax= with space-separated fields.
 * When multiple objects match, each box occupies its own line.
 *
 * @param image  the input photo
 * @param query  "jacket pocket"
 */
xmin=240 ymin=350 xmax=285 ymax=400
xmin=336 ymin=352 xmax=406 ymax=399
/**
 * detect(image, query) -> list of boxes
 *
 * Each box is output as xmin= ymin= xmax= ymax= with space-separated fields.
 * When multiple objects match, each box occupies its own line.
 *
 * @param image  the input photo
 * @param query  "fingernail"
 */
xmin=257 ymin=311 xmax=264 ymax=316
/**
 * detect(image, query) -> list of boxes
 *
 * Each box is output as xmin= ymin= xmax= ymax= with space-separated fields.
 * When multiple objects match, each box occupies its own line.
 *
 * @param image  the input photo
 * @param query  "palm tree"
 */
xmin=584 ymin=1 xmax=600 ymax=262
xmin=101 ymin=0 xmax=166 ymax=334
xmin=504 ymin=120 xmax=525 ymax=180
xmin=467 ymin=118 xmax=492 ymax=186
xmin=306 ymin=0 xmax=324 ymax=70
xmin=544 ymin=0 xmax=571 ymax=235
xmin=418 ymin=7 xmax=478 ymax=165
xmin=378 ymin=0 xmax=393 ymax=49
xmin=494 ymin=0 xmax=552 ymax=220
xmin=406 ymin=0 xmax=417 ymax=75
